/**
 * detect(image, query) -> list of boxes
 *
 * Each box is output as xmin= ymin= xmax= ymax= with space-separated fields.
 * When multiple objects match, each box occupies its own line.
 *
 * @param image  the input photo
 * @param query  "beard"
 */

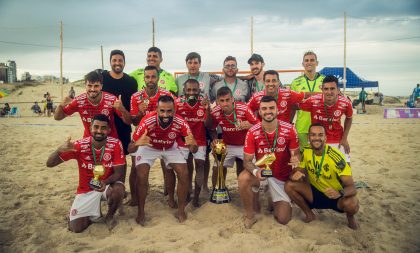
xmin=93 ymin=133 xmax=106 ymax=142
xmin=310 ymin=140 xmax=324 ymax=150
xmin=262 ymin=113 xmax=276 ymax=122
xmin=158 ymin=116 xmax=173 ymax=128
xmin=187 ymin=95 xmax=198 ymax=105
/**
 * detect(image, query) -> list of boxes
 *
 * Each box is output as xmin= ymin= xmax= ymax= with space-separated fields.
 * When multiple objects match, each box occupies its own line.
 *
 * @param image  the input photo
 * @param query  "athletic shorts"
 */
xmin=69 ymin=182 xmax=124 ymax=221
xmin=267 ymin=177 xmax=291 ymax=204
xmin=328 ymin=143 xmax=351 ymax=162
xmin=179 ymin=146 xmax=206 ymax=161
xmin=222 ymin=145 xmax=244 ymax=168
xmin=308 ymin=185 xmax=343 ymax=213
xmin=134 ymin=145 xmax=186 ymax=167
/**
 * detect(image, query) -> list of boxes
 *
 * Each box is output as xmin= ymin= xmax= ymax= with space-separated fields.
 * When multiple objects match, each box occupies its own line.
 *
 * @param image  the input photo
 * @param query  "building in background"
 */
xmin=6 ymin=60 xmax=17 ymax=83
xmin=21 ymin=72 xmax=31 ymax=81
xmin=0 ymin=63 xmax=8 ymax=83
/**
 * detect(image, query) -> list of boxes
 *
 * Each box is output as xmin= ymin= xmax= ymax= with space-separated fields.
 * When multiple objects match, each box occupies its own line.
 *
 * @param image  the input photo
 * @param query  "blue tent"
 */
xmin=319 ymin=67 xmax=378 ymax=89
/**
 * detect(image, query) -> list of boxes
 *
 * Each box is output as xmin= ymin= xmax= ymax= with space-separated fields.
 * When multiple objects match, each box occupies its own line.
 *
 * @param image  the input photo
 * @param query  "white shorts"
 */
xmin=179 ymin=146 xmax=206 ymax=161
xmin=267 ymin=178 xmax=291 ymax=204
xmin=220 ymin=145 xmax=244 ymax=168
xmin=134 ymin=145 xmax=186 ymax=167
xmin=328 ymin=143 xmax=351 ymax=163
xmin=69 ymin=185 xmax=110 ymax=222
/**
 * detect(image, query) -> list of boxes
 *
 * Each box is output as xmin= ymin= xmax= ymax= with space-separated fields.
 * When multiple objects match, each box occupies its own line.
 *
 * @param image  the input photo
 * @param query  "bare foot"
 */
xmin=347 ymin=215 xmax=359 ymax=230
xmin=176 ymin=211 xmax=187 ymax=223
xmin=135 ymin=215 xmax=146 ymax=226
xmin=244 ymin=216 xmax=257 ymax=229
xmin=105 ymin=216 xmax=117 ymax=231
xmin=302 ymin=211 xmax=316 ymax=223
xmin=167 ymin=198 xmax=178 ymax=209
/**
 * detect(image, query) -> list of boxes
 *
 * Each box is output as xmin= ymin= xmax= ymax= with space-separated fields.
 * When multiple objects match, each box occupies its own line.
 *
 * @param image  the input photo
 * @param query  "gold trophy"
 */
xmin=89 ymin=165 xmax=105 ymax=189
xmin=210 ymin=140 xmax=231 ymax=204
xmin=255 ymin=153 xmax=276 ymax=177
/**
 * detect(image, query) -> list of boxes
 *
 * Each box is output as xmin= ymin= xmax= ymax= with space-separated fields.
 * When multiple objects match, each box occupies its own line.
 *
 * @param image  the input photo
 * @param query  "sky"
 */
xmin=0 ymin=0 xmax=419 ymax=96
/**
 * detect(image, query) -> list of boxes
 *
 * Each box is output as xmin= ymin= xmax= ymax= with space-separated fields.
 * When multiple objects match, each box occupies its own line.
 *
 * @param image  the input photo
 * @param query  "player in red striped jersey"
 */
xmin=176 ymin=79 xmax=209 ymax=207
xmin=239 ymin=96 xmax=300 ymax=228
xmin=206 ymin=86 xmax=259 ymax=187
xmin=46 ymin=114 xmax=126 ymax=232
xmin=247 ymin=70 xmax=311 ymax=123
xmin=54 ymin=70 xmax=131 ymax=138
xmin=128 ymin=95 xmax=197 ymax=225
xmin=298 ymin=75 xmax=353 ymax=163
xmin=128 ymin=65 xmax=175 ymax=206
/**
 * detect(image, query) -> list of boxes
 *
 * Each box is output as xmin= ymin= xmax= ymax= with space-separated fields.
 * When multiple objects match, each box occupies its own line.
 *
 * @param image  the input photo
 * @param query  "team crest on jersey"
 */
xmin=197 ymin=110 xmax=204 ymax=117
xmin=71 ymin=209 xmax=78 ymax=216
xmin=199 ymin=81 xmax=205 ymax=89
xmin=103 ymin=153 xmax=111 ymax=161
xmin=214 ymin=112 xmax=220 ymax=117
xmin=160 ymin=80 xmax=165 ymax=84
xmin=277 ymin=137 xmax=285 ymax=145
xmin=101 ymin=109 xmax=109 ymax=116
xmin=136 ymin=155 xmax=141 ymax=161
xmin=334 ymin=110 xmax=341 ymax=117
xmin=168 ymin=132 xmax=176 ymax=139
xmin=235 ymin=89 xmax=241 ymax=96
xmin=280 ymin=101 xmax=287 ymax=107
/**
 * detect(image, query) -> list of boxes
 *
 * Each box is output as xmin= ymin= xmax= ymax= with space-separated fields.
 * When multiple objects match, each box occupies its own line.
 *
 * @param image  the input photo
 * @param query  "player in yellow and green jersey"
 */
xmin=285 ymin=123 xmax=359 ymax=230
xmin=130 ymin=47 xmax=177 ymax=94
xmin=290 ymin=51 xmax=324 ymax=150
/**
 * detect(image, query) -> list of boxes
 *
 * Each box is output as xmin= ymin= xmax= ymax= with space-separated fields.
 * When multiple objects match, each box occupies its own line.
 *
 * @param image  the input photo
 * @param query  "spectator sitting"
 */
xmin=31 ymin=102 xmax=42 ymax=115
xmin=0 ymin=103 xmax=11 ymax=117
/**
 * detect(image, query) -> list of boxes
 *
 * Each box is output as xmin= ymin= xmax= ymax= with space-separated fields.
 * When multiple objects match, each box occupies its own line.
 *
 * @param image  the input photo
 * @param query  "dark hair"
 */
xmin=322 ymin=75 xmax=339 ymax=88
xmin=148 ymin=47 xmax=162 ymax=58
xmin=158 ymin=95 xmax=174 ymax=104
xmin=260 ymin=95 xmax=277 ymax=104
xmin=263 ymin=70 xmax=279 ymax=81
xmin=110 ymin=49 xmax=125 ymax=61
xmin=92 ymin=114 xmax=110 ymax=125
xmin=309 ymin=122 xmax=325 ymax=133
xmin=144 ymin=65 xmax=159 ymax=75
xmin=223 ymin=56 xmax=237 ymax=65
xmin=185 ymin=52 xmax=201 ymax=63
xmin=183 ymin=78 xmax=199 ymax=87
xmin=84 ymin=70 xmax=103 ymax=84
xmin=216 ymin=86 xmax=232 ymax=98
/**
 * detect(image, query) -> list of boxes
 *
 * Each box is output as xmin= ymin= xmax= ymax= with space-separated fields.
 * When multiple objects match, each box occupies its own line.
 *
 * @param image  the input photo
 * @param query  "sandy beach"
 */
xmin=0 ymin=83 xmax=419 ymax=253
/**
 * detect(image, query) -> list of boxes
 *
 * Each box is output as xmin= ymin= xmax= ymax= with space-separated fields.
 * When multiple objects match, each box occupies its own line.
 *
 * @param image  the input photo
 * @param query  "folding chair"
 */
xmin=6 ymin=107 xmax=20 ymax=118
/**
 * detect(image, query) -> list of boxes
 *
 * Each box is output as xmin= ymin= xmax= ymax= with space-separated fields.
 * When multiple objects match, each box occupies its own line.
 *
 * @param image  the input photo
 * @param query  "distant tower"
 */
xmin=0 ymin=63 xmax=8 ymax=83
xmin=7 ymin=60 xmax=17 ymax=83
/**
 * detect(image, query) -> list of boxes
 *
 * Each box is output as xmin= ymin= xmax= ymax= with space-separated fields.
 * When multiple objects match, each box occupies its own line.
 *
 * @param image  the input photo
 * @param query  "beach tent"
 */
xmin=319 ymin=67 xmax=379 ymax=89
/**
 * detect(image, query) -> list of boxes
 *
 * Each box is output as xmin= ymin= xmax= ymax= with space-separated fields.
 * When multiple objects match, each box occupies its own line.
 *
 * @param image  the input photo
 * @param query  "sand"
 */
xmin=0 ymin=83 xmax=419 ymax=253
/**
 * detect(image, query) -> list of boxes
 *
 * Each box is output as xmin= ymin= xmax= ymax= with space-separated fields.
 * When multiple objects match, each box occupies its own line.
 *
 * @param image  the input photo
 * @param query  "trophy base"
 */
xmin=89 ymin=179 xmax=101 ymax=189
xmin=261 ymin=170 xmax=273 ymax=177
xmin=210 ymin=188 xmax=231 ymax=204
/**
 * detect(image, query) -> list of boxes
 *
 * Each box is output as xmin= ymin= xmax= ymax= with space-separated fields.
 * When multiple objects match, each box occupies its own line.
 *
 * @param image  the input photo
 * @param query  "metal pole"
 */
xmin=343 ymin=12 xmax=347 ymax=93
xmin=152 ymin=18 xmax=155 ymax=46
xmin=101 ymin=45 xmax=104 ymax=69
xmin=251 ymin=16 xmax=254 ymax=55
xmin=60 ymin=21 xmax=63 ymax=100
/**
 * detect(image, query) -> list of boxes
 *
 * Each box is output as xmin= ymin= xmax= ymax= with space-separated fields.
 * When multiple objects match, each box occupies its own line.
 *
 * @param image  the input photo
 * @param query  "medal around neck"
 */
xmin=89 ymin=165 xmax=105 ymax=189
xmin=210 ymin=141 xmax=231 ymax=204
xmin=255 ymin=153 xmax=276 ymax=177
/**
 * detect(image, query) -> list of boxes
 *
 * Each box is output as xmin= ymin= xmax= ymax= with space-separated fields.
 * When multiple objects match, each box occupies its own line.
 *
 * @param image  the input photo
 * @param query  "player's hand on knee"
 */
xmin=324 ymin=188 xmax=340 ymax=199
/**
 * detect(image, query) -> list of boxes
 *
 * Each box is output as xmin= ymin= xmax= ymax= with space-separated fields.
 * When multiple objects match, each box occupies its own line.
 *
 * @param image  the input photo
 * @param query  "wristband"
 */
xmin=252 ymin=168 xmax=258 ymax=177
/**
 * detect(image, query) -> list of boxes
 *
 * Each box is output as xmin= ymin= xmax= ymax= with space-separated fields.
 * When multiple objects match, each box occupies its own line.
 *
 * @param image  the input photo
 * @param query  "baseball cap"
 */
xmin=247 ymin=54 xmax=264 ymax=64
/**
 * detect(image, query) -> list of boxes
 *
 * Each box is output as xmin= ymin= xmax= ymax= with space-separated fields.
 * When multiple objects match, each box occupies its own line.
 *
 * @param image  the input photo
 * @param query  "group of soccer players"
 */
xmin=46 ymin=47 xmax=359 ymax=233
